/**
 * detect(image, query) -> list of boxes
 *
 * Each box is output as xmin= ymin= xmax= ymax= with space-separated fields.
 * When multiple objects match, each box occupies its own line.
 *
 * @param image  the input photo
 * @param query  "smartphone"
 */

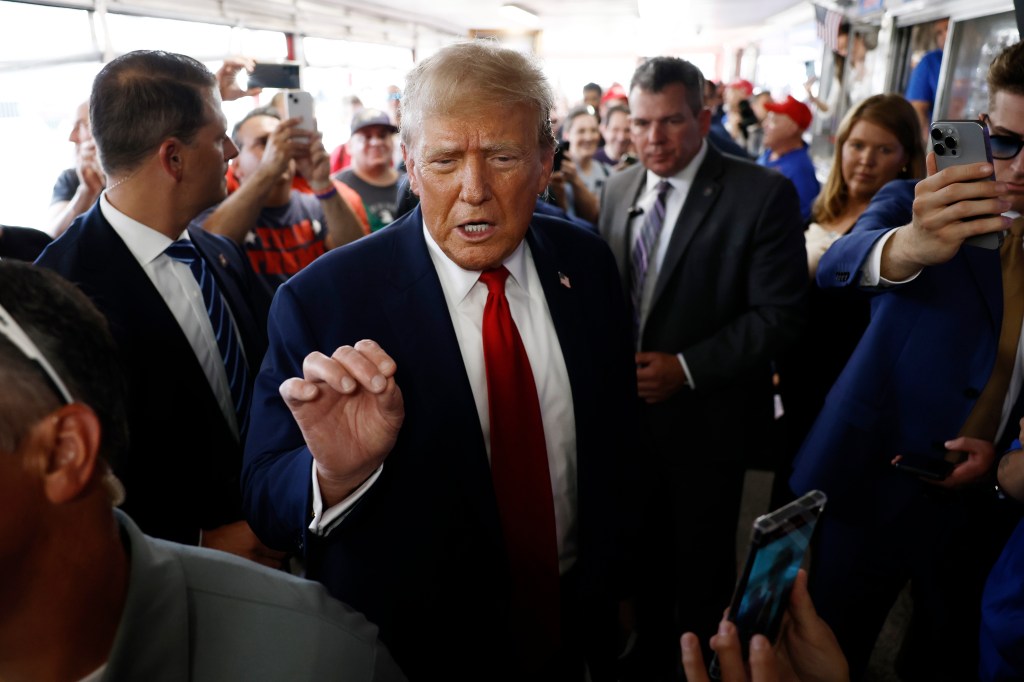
xmin=931 ymin=120 xmax=1003 ymax=250
xmin=285 ymin=91 xmax=315 ymax=142
xmin=891 ymin=450 xmax=965 ymax=481
xmin=804 ymin=60 xmax=816 ymax=79
xmin=710 ymin=490 xmax=827 ymax=678
xmin=620 ymin=153 xmax=639 ymax=167
xmin=553 ymin=141 xmax=570 ymax=172
xmin=247 ymin=62 xmax=301 ymax=90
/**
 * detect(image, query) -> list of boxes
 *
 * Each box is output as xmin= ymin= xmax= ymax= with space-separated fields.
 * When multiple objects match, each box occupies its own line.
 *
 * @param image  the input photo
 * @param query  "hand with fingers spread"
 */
xmin=279 ymin=339 xmax=404 ymax=507
xmin=881 ymin=154 xmax=1011 ymax=280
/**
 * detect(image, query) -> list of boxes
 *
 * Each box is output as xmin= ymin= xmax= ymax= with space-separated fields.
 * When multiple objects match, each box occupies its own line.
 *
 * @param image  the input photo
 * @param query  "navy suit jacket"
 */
xmin=36 ymin=202 xmax=271 ymax=544
xmin=790 ymin=179 xmax=1003 ymax=520
xmin=242 ymin=207 xmax=638 ymax=679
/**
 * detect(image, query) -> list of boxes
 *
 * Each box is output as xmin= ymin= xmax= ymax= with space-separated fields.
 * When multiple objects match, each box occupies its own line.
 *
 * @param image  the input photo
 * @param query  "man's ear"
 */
xmin=158 ymin=139 xmax=184 ymax=181
xmin=40 ymin=404 xmax=102 ymax=505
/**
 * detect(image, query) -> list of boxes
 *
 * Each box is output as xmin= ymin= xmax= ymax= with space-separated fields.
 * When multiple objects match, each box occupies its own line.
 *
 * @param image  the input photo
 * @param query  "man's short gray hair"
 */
xmin=400 ymin=41 xmax=556 ymax=155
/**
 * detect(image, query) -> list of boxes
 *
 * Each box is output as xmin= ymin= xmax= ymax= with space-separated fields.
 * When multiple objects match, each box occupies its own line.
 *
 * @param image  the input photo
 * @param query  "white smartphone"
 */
xmin=285 ymin=90 xmax=316 ymax=142
xmin=931 ymin=120 xmax=1003 ymax=250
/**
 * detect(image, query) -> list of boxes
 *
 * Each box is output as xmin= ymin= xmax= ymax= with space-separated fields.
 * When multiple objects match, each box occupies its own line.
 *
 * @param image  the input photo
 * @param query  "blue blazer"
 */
xmin=790 ymin=179 xmax=1003 ymax=520
xmin=242 ymin=206 xmax=638 ymax=679
xmin=36 ymin=202 xmax=271 ymax=543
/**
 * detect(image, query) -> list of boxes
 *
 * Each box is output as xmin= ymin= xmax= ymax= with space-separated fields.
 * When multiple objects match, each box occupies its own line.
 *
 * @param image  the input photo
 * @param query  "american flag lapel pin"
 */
xmin=218 ymin=253 xmax=228 ymax=268
xmin=558 ymin=271 xmax=571 ymax=289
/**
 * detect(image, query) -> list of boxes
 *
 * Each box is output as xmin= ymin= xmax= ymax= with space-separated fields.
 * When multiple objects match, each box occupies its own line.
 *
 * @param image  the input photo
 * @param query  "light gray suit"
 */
xmin=597 ymin=143 xmax=807 ymax=656
xmin=103 ymin=511 xmax=405 ymax=681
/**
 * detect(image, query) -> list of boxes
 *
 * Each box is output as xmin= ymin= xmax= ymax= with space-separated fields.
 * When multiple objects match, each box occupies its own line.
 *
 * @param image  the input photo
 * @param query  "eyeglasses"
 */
xmin=982 ymin=115 xmax=1024 ymax=160
xmin=0 ymin=301 xmax=73 ymax=404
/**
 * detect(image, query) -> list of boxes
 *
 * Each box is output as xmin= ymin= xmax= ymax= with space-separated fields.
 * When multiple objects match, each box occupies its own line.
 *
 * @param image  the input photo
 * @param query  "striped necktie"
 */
xmin=164 ymin=240 xmax=251 ymax=434
xmin=630 ymin=179 xmax=672 ymax=339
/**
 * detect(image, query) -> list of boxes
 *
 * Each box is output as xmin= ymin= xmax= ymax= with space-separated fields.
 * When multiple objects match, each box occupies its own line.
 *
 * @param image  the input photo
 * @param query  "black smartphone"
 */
xmin=891 ymin=450 xmax=965 ymax=481
xmin=931 ymin=120 xmax=1002 ymax=250
xmin=247 ymin=62 xmax=301 ymax=90
xmin=620 ymin=153 xmax=638 ymax=167
xmin=710 ymin=490 xmax=827 ymax=678
xmin=553 ymin=141 xmax=570 ymax=171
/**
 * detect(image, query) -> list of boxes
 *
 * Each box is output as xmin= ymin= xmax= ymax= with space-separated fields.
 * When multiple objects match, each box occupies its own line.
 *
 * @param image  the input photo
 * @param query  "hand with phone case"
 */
xmin=931 ymin=120 xmax=1004 ymax=250
xmin=880 ymin=145 xmax=1011 ymax=281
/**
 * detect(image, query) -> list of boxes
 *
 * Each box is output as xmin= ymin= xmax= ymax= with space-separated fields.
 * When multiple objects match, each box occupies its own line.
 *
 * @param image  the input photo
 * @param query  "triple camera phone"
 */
xmin=931 ymin=119 xmax=1002 ymax=250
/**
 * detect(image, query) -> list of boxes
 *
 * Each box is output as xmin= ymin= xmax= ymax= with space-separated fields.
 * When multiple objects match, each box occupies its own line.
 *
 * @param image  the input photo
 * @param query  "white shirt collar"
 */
xmin=645 ymin=138 xmax=708 ymax=193
xmin=100 ymin=192 xmax=189 ymax=267
xmin=421 ymin=222 xmax=531 ymax=304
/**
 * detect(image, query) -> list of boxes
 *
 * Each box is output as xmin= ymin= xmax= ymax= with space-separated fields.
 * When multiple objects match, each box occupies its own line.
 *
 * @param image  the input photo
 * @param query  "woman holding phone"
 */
xmin=548 ymin=105 xmax=608 ymax=224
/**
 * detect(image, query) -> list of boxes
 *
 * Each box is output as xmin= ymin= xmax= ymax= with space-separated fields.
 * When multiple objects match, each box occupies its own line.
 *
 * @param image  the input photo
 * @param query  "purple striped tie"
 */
xmin=630 ymin=179 xmax=672 ymax=338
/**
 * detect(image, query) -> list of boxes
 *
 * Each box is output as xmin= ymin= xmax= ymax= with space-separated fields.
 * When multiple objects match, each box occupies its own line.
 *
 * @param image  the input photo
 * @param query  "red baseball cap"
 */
xmin=726 ymin=79 xmax=754 ymax=97
xmin=764 ymin=95 xmax=813 ymax=131
xmin=601 ymin=82 xmax=628 ymax=104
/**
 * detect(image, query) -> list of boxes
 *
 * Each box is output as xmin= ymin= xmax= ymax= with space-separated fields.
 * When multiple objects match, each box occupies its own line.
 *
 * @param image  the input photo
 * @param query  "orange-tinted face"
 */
xmin=405 ymin=103 xmax=552 ymax=271
xmin=630 ymin=83 xmax=710 ymax=178
xmin=841 ymin=119 xmax=908 ymax=202
xmin=986 ymin=91 xmax=1024 ymax=214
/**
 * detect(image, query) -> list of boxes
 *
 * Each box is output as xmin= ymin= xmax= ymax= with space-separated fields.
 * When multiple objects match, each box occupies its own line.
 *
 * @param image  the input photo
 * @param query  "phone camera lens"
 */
xmin=934 ymin=143 xmax=946 ymax=155
xmin=945 ymin=136 xmax=957 ymax=149
xmin=931 ymin=128 xmax=944 ymax=141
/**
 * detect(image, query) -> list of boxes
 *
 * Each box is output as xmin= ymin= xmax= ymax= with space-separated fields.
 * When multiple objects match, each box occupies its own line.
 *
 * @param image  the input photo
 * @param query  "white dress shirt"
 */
xmin=859 ymin=215 xmax=1023 ymax=442
xmin=311 ymin=225 xmax=579 ymax=574
xmin=100 ymin=193 xmax=240 ymax=437
xmin=628 ymin=139 xmax=708 ymax=387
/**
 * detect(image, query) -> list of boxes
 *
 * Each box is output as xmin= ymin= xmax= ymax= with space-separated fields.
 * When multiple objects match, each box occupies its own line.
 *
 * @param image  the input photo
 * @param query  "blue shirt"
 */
xmin=905 ymin=49 xmax=943 ymax=119
xmin=758 ymin=145 xmax=819 ymax=222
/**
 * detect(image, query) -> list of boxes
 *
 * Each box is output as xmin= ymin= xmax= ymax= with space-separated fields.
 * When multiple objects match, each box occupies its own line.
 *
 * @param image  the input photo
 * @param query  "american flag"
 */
xmin=815 ymin=5 xmax=844 ymax=54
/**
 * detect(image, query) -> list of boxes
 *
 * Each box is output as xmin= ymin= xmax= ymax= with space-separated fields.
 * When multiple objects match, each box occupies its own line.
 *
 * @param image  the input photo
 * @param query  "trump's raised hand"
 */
xmin=279 ymin=339 xmax=404 ymax=506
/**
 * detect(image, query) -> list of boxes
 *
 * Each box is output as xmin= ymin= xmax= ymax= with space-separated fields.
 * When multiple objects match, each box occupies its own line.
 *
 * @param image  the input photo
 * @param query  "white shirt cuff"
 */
xmin=677 ymin=352 xmax=695 ymax=390
xmin=859 ymin=226 xmax=922 ymax=287
xmin=308 ymin=463 xmax=383 ymax=536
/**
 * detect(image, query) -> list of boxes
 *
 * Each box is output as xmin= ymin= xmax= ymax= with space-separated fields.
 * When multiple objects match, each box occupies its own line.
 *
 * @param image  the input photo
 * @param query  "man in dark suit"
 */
xmin=597 ymin=56 xmax=807 ymax=671
xmin=242 ymin=41 xmax=638 ymax=680
xmin=36 ymin=51 xmax=280 ymax=565
xmin=791 ymin=43 xmax=1024 ymax=680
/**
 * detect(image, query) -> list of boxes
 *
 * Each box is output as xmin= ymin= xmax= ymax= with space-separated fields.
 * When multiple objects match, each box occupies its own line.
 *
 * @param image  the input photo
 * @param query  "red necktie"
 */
xmin=479 ymin=267 xmax=561 ymax=655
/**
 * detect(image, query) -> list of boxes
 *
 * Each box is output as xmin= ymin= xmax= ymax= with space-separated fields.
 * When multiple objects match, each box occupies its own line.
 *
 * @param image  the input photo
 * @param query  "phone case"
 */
xmin=931 ymin=120 xmax=1002 ymax=249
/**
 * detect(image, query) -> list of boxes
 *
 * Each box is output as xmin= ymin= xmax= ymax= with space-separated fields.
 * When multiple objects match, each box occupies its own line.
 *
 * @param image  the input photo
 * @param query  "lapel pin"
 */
xmin=218 ymin=253 xmax=228 ymax=268
xmin=703 ymin=186 xmax=713 ymax=197
xmin=558 ymin=272 xmax=571 ymax=289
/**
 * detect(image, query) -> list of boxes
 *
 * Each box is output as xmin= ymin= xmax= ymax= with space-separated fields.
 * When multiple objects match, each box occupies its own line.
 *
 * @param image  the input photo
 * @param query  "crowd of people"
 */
xmin=2 ymin=28 xmax=1024 ymax=682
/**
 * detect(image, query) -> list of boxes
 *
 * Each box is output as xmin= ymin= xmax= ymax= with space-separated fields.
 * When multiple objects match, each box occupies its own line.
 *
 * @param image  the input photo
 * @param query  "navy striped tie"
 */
xmin=164 ymin=240 xmax=251 ymax=434
xmin=630 ymin=179 xmax=672 ymax=339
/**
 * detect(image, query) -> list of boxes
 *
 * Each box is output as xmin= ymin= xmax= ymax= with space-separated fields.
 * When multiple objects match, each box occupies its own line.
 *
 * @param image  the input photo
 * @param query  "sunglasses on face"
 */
xmin=982 ymin=115 xmax=1024 ymax=160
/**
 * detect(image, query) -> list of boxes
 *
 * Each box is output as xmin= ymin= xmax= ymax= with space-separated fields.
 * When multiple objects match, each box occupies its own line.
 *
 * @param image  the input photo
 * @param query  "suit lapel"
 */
xmin=380 ymin=212 xmax=495 ymax=503
xmin=650 ymin=146 xmax=723 ymax=307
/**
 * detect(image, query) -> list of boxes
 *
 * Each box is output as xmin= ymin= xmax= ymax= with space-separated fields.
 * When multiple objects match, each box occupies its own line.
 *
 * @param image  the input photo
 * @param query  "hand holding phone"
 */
xmin=710 ymin=490 xmax=827 ymax=678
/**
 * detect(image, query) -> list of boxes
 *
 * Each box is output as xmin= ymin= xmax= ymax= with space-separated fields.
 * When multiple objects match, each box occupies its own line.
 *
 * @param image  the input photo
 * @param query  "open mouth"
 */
xmin=458 ymin=221 xmax=495 ymax=237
